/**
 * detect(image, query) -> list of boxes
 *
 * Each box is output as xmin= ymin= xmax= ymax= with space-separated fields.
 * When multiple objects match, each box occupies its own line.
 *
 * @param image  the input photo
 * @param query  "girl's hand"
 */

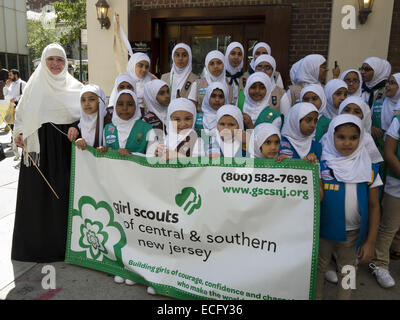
xmin=305 ymin=153 xmax=318 ymax=164
xmin=118 ymin=148 xmax=130 ymax=157
xmin=76 ymin=138 xmax=87 ymax=150
xmin=332 ymin=65 xmax=341 ymax=79
xmin=243 ymin=113 xmax=254 ymax=129
xmin=14 ymin=134 xmax=24 ymax=148
xmin=275 ymin=155 xmax=288 ymax=163
xmin=156 ymin=144 xmax=166 ymax=157
xmin=358 ymin=241 xmax=375 ymax=264
xmin=97 ymin=146 xmax=108 ymax=154
xmin=208 ymin=152 xmax=221 ymax=160
xmin=68 ymin=127 xmax=80 ymax=142
xmin=371 ymin=126 xmax=383 ymax=140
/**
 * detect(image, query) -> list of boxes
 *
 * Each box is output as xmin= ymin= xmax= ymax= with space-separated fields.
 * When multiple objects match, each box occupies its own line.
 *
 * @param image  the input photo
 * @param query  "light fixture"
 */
xmin=95 ymin=0 xmax=111 ymax=30
xmin=358 ymin=0 xmax=374 ymax=25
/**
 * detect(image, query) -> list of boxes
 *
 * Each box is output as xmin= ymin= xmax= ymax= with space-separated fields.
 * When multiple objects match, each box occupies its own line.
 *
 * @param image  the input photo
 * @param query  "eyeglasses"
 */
xmin=359 ymin=67 xmax=373 ymax=72
xmin=256 ymin=65 xmax=272 ymax=71
xmin=344 ymin=79 xmax=360 ymax=84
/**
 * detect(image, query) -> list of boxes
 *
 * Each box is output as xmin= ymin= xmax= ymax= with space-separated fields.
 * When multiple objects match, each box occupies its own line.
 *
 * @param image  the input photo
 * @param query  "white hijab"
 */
xmin=338 ymin=96 xmax=383 ymax=163
xmin=225 ymin=42 xmax=245 ymax=76
xmin=300 ymin=84 xmax=327 ymax=116
xmin=112 ymin=90 xmax=142 ymax=149
xmin=321 ymin=114 xmax=372 ymax=183
xmin=250 ymin=42 xmax=271 ymax=70
xmin=205 ymin=50 xmax=226 ymax=84
xmin=126 ymin=52 xmax=152 ymax=103
xmin=295 ymin=54 xmax=326 ymax=86
xmin=281 ymin=102 xmax=319 ymax=159
xmin=108 ymin=73 xmax=137 ymax=108
xmin=363 ymin=57 xmax=392 ymax=89
xmin=144 ymin=79 xmax=169 ymax=127
xmin=215 ymin=104 xmax=244 ymax=157
xmin=340 ymin=69 xmax=363 ymax=97
xmin=254 ymin=54 xmax=277 ymax=86
xmin=202 ymin=82 xmax=229 ymax=132
xmin=381 ymin=73 xmax=400 ymax=131
xmin=290 ymin=59 xmax=303 ymax=85
xmin=170 ymin=43 xmax=193 ymax=100
xmin=79 ymin=84 xmax=106 ymax=147
xmin=14 ymin=43 xmax=83 ymax=166
xmin=166 ymin=98 xmax=197 ymax=151
xmin=243 ymin=72 xmax=274 ymax=123
xmin=323 ymin=79 xmax=348 ymax=120
xmin=249 ymin=123 xmax=281 ymax=159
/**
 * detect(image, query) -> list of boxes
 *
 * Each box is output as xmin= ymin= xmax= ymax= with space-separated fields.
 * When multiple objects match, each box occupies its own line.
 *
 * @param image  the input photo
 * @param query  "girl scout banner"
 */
xmin=66 ymin=145 xmax=320 ymax=300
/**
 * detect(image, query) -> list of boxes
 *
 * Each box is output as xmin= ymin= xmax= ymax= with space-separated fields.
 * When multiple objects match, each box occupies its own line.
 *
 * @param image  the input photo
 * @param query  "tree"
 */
xmin=27 ymin=18 xmax=58 ymax=61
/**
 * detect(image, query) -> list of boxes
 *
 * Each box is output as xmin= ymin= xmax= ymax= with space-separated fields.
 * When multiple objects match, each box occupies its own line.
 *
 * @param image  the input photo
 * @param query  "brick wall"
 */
xmin=130 ymin=0 xmax=333 ymax=70
xmin=388 ymin=0 xmax=400 ymax=74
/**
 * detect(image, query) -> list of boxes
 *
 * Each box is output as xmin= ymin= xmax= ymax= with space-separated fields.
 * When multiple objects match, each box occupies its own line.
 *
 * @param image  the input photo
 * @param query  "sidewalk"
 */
xmin=1 ymin=124 xmax=400 ymax=300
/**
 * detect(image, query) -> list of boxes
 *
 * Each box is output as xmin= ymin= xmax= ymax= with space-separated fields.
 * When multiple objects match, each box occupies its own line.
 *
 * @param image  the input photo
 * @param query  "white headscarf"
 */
xmin=170 ymin=43 xmax=193 ymax=100
xmin=363 ymin=57 xmax=392 ymax=89
xmin=321 ymin=114 xmax=372 ymax=183
xmin=14 ymin=43 xmax=83 ymax=166
xmin=381 ymin=73 xmax=400 ymax=131
xmin=254 ymin=54 xmax=277 ymax=85
xmin=108 ymin=73 xmax=137 ymax=108
xmin=112 ymin=90 xmax=142 ymax=149
xmin=250 ymin=42 xmax=272 ymax=70
xmin=215 ymin=104 xmax=244 ymax=157
xmin=144 ymin=79 xmax=169 ymax=128
xmin=300 ymin=84 xmax=327 ymax=116
xmin=290 ymin=59 xmax=303 ymax=85
xmin=243 ymin=72 xmax=274 ymax=123
xmin=79 ymin=84 xmax=106 ymax=147
xmin=126 ymin=53 xmax=152 ymax=108
xmin=166 ymin=98 xmax=197 ymax=151
xmin=202 ymin=82 xmax=229 ymax=132
xmin=338 ymin=96 xmax=383 ymax=163
xmin=204 ymin=50 xmax=226 ymax=84
xmin=225 ymin=42 xmax=245 ymax=76
xmin=249 ymin=123 xmax=281 ymax=158
xmin=295 ymin=54 xmax=326 ymax=86
xmin=323 ymin=79 xmax=348 ymax=120
xmin=281 ymin=102 xmax=319 ymax=159
xmin=340 ymin=69 xmax=363 ymax=97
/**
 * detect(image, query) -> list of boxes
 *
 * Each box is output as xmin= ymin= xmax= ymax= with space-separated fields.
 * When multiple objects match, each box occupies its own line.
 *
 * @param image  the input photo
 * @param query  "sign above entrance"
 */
xmin=130 ymin=41 xmax=152 ymax=57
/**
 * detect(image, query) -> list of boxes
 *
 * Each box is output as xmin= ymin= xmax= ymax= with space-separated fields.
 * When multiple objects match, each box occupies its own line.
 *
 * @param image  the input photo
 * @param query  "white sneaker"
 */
xmin=125 ymin=279 xmax=136 ymax=286
xmin=147 ymin=286 xmax=156 ymax=295
xmin=370 ymin=263 xmax=395 ymax=288
xmin=325 ymin=270 xmax=338 ymax=284
xmin=114 ymin=276 xmax=125 ymax=284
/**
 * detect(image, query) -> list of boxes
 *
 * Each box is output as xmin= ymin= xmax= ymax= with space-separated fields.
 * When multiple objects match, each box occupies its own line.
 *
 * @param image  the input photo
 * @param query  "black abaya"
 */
xmin=11 ymin=122 xmax=75 ymax=263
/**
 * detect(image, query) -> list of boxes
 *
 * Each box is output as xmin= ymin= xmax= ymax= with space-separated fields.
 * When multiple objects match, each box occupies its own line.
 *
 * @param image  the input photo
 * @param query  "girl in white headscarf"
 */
xmin=76 ymin=84 xmax=107 ymax=150
xmin=206 ymin=104 xmax=246 ymax=159
xmin=253 ymin=54 xmax=291 ymax=117
xmin=323 ymin=79 xmax=348 ymax=120
xmin=248 ymin=123 xmax=281 ymax=159
xmin=340 ymin=69 xmax=363 ymax=97
xmin=317 ymin=114 xmax=382 ymax=300
xmin=279 ymin=102 xmax=322 ymax=162
xmin=225 ymin=42 xmax=246 ymax=105
xmin=12 ymin=43 xmax=83 ymax=262
xmin=157 ymin=98 xmax=205 ymax=160
xmin=287 ymin=54 xmax=327 ymax=106
xmin=161 ymin=43 xmax=199 ymax=101
xmin=201 ymin=82 xmax=229 ymax=133
xmin=361 ymin=57 xmax=392 ymax=108
xmin=188 ymin=50 xmax=227 ymax=110
xmin=142 ymin=79 xmax=170 ymax=134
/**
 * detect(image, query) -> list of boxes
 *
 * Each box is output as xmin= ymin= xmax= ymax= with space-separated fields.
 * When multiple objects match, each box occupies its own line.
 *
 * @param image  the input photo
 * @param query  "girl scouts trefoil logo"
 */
xmin=175 ymin=187 xmax=202 ymax=216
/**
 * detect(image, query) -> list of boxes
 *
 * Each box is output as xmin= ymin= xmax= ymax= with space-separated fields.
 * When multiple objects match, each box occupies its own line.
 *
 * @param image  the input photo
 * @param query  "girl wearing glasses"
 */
xmin=340 ymin=69 xmax=363 ymax=97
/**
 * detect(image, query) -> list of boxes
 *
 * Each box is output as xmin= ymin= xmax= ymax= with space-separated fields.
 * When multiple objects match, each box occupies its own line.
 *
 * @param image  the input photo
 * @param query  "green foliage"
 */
xmin=27 ymin=19 xmax=58 ymax=61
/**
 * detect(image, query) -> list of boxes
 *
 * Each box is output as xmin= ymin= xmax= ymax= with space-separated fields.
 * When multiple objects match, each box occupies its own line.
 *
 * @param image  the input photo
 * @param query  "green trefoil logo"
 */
xmin=175 ymin=187 xmax=202 ymax=216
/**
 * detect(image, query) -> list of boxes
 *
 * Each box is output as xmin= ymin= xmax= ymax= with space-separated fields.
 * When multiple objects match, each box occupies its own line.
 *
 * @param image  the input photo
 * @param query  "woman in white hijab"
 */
xmin=340 ymin=69 xmax=363 ymax=97
xmin=253 ymin=54 xmax=291 ymax=117
xmin=361 ymin=57 xmax=392 ymax=108
xmin=188 ymin=50 xmax=227 ymax=110
xmin=287 ymin=54 xmax=327 ymax=106
xmin=225 ymin=42 xmax=246 ymax=105
xmin=12 ymin=43 xmax=83 ymax=263
xmin=76 ymin=84 xmax=107 ymax=149
xmin=161 ymin=43 xmax=199 ymax=101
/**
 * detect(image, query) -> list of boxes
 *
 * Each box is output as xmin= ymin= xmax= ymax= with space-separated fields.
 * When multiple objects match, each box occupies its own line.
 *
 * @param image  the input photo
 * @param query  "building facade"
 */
xmin=86 ymin=0 xmax=399 ymax=95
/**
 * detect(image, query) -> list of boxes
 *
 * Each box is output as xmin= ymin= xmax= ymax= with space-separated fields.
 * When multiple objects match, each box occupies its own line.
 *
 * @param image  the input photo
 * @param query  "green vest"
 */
xmin=104 ymin=120 xmax=152 ymax=154
xmin=371 ymin=96 xmax=387 ymax=153
xmin=254 ymin=107 xmax=284 ymax=129
xmin=388 ymin=115 xmax=400 ymax=179
xmin=315 ymin=115 xmax=331 ymax=142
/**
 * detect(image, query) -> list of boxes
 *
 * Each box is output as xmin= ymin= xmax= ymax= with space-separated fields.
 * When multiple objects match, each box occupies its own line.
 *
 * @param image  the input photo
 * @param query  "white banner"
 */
xmin=66 ymin=145 xmax=320 ymax=300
